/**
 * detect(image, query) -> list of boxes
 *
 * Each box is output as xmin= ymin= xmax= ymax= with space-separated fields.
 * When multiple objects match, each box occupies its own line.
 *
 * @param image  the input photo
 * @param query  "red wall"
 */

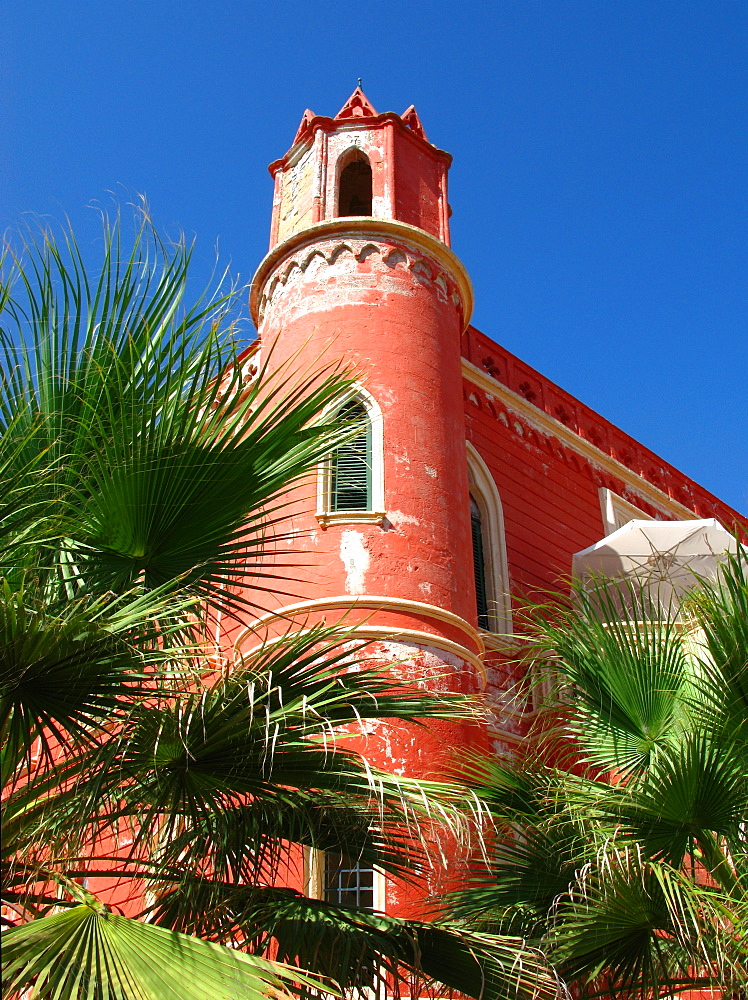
xmin=462 ymin=324 xmax=745 ymax=600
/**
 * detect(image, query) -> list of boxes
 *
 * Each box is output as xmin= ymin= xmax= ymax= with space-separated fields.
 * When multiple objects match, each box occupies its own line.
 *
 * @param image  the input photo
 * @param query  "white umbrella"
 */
xmin=572 ymin=518 xmax=740 ymax=617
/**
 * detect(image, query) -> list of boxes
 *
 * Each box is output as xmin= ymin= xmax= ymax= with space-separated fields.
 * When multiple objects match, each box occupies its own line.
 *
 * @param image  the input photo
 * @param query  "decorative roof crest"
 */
xmin=401 ymin=105 xmax=428 ymax=140
xmin=335 ymin=87 xmax=378 ymax=120
xmin=293 ymin=109 xmax=316 ymax=144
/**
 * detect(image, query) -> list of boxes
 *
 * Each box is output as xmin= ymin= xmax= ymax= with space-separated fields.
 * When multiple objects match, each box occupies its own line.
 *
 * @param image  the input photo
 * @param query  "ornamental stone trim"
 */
xmin=250 ymin=218 xmax=473 ymax=329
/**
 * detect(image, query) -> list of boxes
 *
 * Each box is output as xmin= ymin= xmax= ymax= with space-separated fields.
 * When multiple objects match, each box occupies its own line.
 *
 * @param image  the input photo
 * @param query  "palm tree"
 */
xmin=449 ymin=554 xmax=748 ymax=998
xmin=0 ymin=212 xmax=558 ymax=1000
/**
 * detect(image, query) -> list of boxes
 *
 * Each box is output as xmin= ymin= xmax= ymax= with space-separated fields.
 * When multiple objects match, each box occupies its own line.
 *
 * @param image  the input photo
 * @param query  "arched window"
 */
xmin=466 ymin=443 xmax=512 ymax=634
xmin=317 ymin=388 xmax=385 ymax=527
xmin=337 ymin=152 xmax=373 ymax=217
xmin=331 ymin=400 xmax=371 ymax=511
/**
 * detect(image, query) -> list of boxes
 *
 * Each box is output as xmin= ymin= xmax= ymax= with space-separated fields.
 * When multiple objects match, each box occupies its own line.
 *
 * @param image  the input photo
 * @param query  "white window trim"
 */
xmin=466 ymin=442 xmax=512 ymax=636
xmin=304 ymin=847 xmax=386 ymax=913
xmin=317 ymin=385 xmax=386 ymax=527
xmin=598 ymin=486 xmax=656 ymax=536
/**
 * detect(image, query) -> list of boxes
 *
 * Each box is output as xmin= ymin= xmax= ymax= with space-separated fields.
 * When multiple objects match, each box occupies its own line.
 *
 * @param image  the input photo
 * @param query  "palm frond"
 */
xmin=548 ymin=846 xmax=747 ymax=997
xmin=1 ymin=211 xmax=357 ymax=617
xmin=2 ymin=899 xmax=324 ymax=1000
xmin=147 ymin=879 xmax=559 ymax=1000
xmin=524 ymin=583 xmax=692 ymax=776
xmin=685 ymin=547 xmax=748 ymax=751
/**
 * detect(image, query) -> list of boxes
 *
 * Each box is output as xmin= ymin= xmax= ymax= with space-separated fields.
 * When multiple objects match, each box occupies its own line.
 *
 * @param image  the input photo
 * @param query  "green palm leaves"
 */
xmin=1 ymin=212 xmax=355 ymax=612
xmin=450 ymin=555 xmax=748 ymax=998
xmin=3 ymin=901 xmax=317 ymax=1000
xmin=1 ymin=213 xmax=557 ymax=1000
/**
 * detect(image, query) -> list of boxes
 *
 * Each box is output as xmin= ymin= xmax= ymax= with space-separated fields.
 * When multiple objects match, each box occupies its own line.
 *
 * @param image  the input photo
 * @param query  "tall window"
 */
xmin=324 ymin=852 xmax=375 ymax=910
xmin=466 ymin=443 xmax=512 ymax=635
xmin=331 ymin=400 xmax=372 ymax=512
xmin=317 ymin=388 xmax=384 ymax=527
xmin=338 ymin=153 xmax=373 ymax=217
xmin=470 ymin=496 xmax=490 ymax=630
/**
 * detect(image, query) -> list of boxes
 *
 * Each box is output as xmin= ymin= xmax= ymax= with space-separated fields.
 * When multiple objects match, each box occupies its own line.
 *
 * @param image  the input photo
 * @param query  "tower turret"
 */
xmin=241 ymin=90 xmax=487 ymax=917
xmin=267 ymin=87 xmax=452 ymax=247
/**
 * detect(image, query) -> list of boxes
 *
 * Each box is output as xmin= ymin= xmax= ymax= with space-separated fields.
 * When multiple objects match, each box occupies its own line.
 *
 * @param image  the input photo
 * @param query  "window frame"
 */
xmin=317 ymin=387 xmax=385 ymax=527
xmin=466 ymin=442 xmax=512 ymax=635
xmin=304 ymin=848 xmax=386 ymax=912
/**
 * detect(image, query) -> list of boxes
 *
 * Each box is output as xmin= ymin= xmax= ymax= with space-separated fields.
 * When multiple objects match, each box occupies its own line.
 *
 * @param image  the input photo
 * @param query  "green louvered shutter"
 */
xmin=471 ymin=496 xmax=490 ymax=629
xmin=331 ymin=402 xmax=372 ymax=511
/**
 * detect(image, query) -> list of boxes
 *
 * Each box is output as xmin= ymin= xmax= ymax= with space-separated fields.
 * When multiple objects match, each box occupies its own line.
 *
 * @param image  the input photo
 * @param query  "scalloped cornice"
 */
xmin=250 ymin=218 xmax=473 ymax=329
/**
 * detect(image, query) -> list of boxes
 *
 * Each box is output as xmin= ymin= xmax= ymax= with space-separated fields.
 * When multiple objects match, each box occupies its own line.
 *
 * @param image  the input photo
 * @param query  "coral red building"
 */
xmin=234 ymin=88 xmax=744 ymax=917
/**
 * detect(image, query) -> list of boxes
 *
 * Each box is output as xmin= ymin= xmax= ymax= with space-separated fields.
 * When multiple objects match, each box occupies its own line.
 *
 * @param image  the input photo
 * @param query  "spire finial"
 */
xmin=357 ymin=77 xmax=362 ymax=89
xmin=336 ymin=86 xmax=377 ymax=120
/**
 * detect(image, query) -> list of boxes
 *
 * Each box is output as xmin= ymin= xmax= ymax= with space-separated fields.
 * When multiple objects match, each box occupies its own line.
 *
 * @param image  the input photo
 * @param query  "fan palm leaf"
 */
xmin=146 ymin=879 xmax=559 ymax=1000
xmin=450 ymin=551 xmax=748 ymax=998
xmin=1 ymin=212 xmax=357 ymax=615
xmin=3 ymin=897 xmax=323 ymax=1000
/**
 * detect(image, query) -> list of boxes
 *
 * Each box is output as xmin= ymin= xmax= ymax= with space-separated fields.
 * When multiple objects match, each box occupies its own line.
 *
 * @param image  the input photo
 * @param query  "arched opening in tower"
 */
xmin=337 ymin=154 xmax=373 ymax=217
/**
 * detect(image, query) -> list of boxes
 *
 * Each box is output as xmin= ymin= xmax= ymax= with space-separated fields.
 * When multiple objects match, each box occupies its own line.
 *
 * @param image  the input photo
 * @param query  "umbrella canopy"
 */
xmin=572 ymin=518 xmax=740 ymax=617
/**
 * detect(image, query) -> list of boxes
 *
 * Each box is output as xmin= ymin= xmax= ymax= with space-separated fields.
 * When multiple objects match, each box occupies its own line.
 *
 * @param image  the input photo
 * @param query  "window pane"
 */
xmin=324 ymin=852 xmax=376 ymax=910
xmin=331 ymin=402 xmax=372 ymax=511
xmin=471 ymin=496 xmax=490 ymax=630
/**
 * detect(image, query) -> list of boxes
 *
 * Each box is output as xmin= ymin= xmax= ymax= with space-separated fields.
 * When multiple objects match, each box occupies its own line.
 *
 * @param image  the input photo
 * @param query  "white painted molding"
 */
xmin=316 ymin=510 xmax=386 ymax=528
xmin=599 ymin=486 xmax=659 ymax=535
xmin=235 ymin=594 xmax=485 ymax=655
xmin=466 ymin=442 xmax=513 ymax=636
xmin=236 ymin=623 xmax=486 ymax=681
xmin=251 ymin=217 xmax=474 ymax=328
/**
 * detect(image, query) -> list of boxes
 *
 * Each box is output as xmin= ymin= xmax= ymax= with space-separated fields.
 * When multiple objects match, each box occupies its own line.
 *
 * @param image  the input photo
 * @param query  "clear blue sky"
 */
xmin=3 ymin=1 xmax=746 ymax=514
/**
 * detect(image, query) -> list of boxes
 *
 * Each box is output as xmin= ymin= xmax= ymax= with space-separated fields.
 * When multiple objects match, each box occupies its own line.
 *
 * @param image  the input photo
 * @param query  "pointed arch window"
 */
xmin=337 ymin=151 xmax=373 ymax=217
xmin=317 ymin=389 xmax=385 ymax=527
xmin=466 ymin=443 xmax=512 ymax=635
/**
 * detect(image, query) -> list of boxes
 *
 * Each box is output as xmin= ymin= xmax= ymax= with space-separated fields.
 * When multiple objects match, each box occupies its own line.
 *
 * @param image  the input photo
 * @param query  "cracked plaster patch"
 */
xmin=339 ymin=529 xmax=369 ymax=595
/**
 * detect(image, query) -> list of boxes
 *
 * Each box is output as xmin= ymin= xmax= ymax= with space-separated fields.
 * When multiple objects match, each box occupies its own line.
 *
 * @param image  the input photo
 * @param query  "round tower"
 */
xmin=239 ymin=89 xmax=489 ymax=915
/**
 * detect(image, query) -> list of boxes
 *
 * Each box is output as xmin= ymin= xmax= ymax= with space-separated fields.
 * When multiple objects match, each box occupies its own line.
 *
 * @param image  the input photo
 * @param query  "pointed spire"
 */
xmin=293 ymin=108 xmax=316 ymax=145
xmin=401 ymin=105 xmax=428 ymax=141
xmin=335 ymin=86 xmax=378 ymax=120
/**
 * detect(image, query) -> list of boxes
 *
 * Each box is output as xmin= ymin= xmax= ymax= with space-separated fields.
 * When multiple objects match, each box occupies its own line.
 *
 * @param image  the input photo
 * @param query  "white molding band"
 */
xmin=599 ymin=486 xmax=658 ymax=535
xmin=462 ymin=359 xmax=701 ymax=521
xmin=251 ymin=217 xmax=474 ymax=329
xmin=235 ymin=594 xmax=485 ymax=655
xmin=236 ymin=623 xmax=486 ymax=682
xmin=316 ymin=510 xmax=386 ymax=527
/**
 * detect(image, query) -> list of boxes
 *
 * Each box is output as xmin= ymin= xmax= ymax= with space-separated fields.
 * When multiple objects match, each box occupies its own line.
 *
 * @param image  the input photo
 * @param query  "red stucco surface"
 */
xmin=234 ymin=90 xmax=747 ymax=922
xmin=65 ymin=90 xmax=746 ymax=941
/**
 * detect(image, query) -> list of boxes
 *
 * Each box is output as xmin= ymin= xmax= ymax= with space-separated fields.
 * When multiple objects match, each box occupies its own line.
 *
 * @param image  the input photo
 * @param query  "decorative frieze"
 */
xmin=255 ymin=235 xmax=462 ymax=327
